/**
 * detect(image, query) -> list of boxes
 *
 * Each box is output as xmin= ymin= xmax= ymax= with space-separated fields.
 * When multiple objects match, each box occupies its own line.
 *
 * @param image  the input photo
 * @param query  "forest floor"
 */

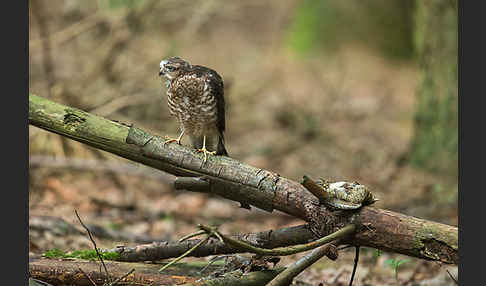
xmin=29 ymin=1 xmax=458 ymax=285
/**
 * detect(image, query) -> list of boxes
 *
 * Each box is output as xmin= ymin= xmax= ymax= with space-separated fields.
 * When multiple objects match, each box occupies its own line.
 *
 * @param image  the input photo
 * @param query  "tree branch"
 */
xmin=107 ymin=224 xmax=315 ymax=262
xmin=198 ymin=224 xmax=355 ymax=256
xmin=267 ymin=243 xmax=339 ymax=286
xmin=29 ymin=256 xmax=207 ymax=286
xmin=29 ymin=94 xmax=458 ymax=264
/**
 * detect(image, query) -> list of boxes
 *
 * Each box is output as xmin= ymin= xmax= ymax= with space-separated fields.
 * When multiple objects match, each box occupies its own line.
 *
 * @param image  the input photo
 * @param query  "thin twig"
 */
xmin=349 ymin=246 xmax=360 ymax=286
xmin=446 ymin=269 xmax=458 ymax=285
xmin=198 ymin=255 xmax=230 ymax=274
xmin=267 ymin=243 xmax=338 ymax=286
xmin=159 ymin=236 xmax=210 ymax=272
xmin=75 ymin=210 xmax=111 ymax=283
xmin=178 ymin=230 xmax=206 ymax=243
xmin=199 ymin=224 xmax=356 ymax=256
xmin=29 ymin=278 xmax=55 ymax=286
xmin=78 ymin=267 xmax=98 ymax=286
xmin=301 ymin=175 xmax=328 ymax=203
xmin=212 ymin=230 xmax=224 ymax=243
xmin=337 ymin=245 xmax=354 ymax=251
xmin=107 ymin=268 xmax=135 ymax=286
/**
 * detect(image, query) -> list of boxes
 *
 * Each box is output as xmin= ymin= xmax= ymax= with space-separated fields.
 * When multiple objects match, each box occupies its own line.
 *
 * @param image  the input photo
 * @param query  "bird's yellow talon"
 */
xmin=164 ymin=131 xmax=184 ymax=146
xmin=197 ymin=147 xmax=216 ymax=162
xmin=164 ymin=136 xmax=181 ymax=145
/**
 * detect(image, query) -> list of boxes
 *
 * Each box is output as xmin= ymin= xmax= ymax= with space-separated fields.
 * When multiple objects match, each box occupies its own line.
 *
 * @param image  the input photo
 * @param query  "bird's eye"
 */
xmin=166 ymin=66 xmax=176 ymax=72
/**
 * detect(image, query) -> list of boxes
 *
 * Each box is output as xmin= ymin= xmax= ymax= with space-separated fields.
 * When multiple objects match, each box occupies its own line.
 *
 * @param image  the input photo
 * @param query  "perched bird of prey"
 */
xmin=159 ymin=57 xmax=228 ymax=162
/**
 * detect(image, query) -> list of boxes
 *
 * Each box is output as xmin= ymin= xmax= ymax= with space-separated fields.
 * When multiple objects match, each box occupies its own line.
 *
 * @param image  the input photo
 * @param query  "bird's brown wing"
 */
xmin=211 ymin=72 xmax=225 ymax=133
xmin=193 ymin=66 xmax=225 ymax=133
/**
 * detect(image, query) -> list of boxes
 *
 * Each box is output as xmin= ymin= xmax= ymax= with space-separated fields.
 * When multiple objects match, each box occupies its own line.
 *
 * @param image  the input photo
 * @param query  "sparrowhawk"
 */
xmin=159 ymin=57 xmax=228 ymax=161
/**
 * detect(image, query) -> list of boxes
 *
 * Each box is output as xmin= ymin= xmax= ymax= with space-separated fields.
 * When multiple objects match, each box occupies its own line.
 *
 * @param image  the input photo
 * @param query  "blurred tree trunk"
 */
xmin=286 ymin=0 xmax=415 ymax=59
xmin=408 ymin=0 xmax=458 ymax=176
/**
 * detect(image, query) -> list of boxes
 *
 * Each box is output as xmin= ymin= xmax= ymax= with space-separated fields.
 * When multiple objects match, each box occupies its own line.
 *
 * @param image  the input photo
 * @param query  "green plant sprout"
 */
xmin=385 ymin=258 xmax=409 ymax=282
xmin=373 ymin=249 xmax=383 ymax=260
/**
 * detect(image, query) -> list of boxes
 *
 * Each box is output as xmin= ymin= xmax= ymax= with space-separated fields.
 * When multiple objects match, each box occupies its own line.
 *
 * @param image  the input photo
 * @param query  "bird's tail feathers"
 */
xmin=217 ymin=133 xmax=228 ymax=156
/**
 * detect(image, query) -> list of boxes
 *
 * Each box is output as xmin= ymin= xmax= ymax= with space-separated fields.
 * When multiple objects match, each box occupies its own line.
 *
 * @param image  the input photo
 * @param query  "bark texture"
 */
xmin=29 ymin=256 xmax=283 ymax=286
xmin=29 ymin=256 xmax=198 ymax=286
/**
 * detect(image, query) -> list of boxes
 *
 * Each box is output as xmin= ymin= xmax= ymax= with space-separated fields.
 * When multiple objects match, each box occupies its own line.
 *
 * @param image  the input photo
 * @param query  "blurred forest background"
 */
xmin=29 ymin=0 xmax=458 ymax=285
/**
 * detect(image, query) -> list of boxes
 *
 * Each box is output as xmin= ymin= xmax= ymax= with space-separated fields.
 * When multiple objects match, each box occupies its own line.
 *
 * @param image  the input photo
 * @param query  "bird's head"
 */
xmin=159 ymin=57 xmax=191 ymax=80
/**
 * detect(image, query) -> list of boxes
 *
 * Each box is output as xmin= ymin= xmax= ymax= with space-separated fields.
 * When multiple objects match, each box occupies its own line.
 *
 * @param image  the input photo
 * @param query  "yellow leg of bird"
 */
xmin=197 ymin=136 xmax=216 ymax=162
xmin=164 ymin=130 xmax=184 ymax=145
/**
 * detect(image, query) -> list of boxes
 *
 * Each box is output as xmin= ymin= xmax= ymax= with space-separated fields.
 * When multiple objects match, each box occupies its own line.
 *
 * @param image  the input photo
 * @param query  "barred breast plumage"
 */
xmin=168 ymin=73 xmax=217 ymax=133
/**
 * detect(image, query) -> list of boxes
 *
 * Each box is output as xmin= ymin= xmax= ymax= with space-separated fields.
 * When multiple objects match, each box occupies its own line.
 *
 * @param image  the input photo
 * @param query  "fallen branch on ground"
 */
xmin=198 ymin=224 xmax=355 ymax=257
xmin=29 ymin=93 xmax=458 ymax=265
xmin=28 ymin=256 xmax=216 ymax=286
xmin=106 ymin=224 xmax=315 ymax=262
